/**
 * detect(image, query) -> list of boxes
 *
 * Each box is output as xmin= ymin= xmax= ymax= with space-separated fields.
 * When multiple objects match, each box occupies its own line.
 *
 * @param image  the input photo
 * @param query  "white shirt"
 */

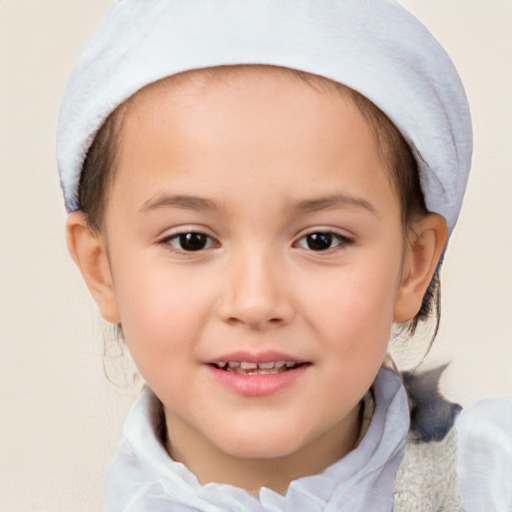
xmin=105 ymin=367 xmax=512 ymax=511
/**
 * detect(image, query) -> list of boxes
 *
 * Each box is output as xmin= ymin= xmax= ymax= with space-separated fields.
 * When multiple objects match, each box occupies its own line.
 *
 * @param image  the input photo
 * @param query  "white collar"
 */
xmin=106 ymin=366 xmax=409 ymax=512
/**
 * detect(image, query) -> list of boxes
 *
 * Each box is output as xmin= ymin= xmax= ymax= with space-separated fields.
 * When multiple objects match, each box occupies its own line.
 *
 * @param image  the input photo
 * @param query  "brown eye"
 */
xmin=306 ymin=233 xmax=333 ymax=251
xmin=295 ymin=232 xmax=352 ymax=251
xmin=167 ymin=232 xmax=215 ymax=252
xmin=305 ymin=233 xmax=334 ymax=251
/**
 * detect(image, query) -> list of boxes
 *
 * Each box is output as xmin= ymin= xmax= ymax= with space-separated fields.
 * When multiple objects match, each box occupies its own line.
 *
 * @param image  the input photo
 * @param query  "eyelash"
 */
xmin=160 ymin=232 xmax=218 ymax=253
xmin=159 ymin=230 xmax=353 ymax=254
xmin=293 ymin=231 xmax=354 ymax=252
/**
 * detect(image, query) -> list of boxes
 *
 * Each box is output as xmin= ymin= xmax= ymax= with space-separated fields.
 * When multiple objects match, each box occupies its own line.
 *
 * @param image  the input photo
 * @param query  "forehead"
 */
xmin=116 ymin=66 xmax=379 ymax=177
xmin=106 ymin=65 xmax=401 ymax=226
xmin=117 ymin=66 xmax=399 ymax=185
xmin=117 ymin=66 xmax=382 ymax=169
xmin=120 ymin=66 xmax=377 ymax=148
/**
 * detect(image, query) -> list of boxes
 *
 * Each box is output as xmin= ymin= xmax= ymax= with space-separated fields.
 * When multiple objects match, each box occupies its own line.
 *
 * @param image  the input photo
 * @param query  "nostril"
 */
xmin=225 ymin=316 xmax=244 ymax=326
xmin=217 ymin=282 xmax=295 ymax=328
xmin=225 ymin=315 xmax=285 ymax=328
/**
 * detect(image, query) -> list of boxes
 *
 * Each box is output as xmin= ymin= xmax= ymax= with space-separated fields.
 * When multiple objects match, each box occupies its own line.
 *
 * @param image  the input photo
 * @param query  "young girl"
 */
xmin=57 ymin=1 xmax=511 ymax=510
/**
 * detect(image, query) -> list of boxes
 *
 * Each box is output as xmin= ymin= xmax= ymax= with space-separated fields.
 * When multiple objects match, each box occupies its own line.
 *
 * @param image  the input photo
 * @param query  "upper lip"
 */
xmin=204 ymin=350 xmax=309 ymax=365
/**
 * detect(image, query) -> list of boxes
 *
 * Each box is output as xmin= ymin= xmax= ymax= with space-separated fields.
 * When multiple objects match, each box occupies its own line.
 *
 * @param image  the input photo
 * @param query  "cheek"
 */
xmin=111 ymin=262 xmax=216 ymax=378
xmin=305 ymin=268 xmax=398 ymax=405
xmin=301 ymin=253 xmax=402 ymax=358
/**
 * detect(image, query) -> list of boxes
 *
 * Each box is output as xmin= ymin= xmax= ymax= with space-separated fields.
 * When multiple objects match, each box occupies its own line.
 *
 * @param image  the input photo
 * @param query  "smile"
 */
xmin=211 ymin=360 xmax=303 ymax=375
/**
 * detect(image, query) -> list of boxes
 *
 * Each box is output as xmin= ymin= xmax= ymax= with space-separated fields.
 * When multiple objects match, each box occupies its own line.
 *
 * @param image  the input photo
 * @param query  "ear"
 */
xmin=66 ymin=211 xmax=121 ymax=324
xmin=394 ymin=213 xmax=447 ymax=322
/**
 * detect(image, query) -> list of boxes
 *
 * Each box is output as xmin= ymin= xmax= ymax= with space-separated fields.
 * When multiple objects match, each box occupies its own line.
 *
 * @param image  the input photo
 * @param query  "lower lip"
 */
xmin=206 ymin=365 xmax=309 ymax=397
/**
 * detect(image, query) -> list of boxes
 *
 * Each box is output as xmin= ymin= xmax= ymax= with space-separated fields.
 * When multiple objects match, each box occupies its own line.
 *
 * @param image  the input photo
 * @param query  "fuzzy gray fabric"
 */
xmin=394 ymin=427 xmax=462 ymax=511
xmin=402 ymin=365 xmax=462 ymax=444
xmin=394 ymin=366 xmax=463 ymax=510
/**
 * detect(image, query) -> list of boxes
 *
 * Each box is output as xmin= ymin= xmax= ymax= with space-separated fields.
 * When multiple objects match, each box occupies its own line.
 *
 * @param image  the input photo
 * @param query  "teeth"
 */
xmin=215 ymin=360 xmax=300 ymax=373
xmin=240 ymin=362 xmax=258 ymax=370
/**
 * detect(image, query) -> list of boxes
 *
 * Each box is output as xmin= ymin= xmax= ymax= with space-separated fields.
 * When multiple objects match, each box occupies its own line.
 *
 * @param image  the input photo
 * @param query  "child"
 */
xmin=57 ymin=1 xmax=512 ymax=510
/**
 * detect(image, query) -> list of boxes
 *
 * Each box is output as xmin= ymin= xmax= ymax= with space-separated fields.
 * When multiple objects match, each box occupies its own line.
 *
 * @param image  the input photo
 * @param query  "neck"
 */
xmin=164 ymin=402 xmax=363 ymax=496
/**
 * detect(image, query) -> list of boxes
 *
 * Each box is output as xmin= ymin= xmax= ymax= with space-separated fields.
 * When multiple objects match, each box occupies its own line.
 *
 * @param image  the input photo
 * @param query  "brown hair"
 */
xmin=79 ymin=65 xmax=440 ymax=337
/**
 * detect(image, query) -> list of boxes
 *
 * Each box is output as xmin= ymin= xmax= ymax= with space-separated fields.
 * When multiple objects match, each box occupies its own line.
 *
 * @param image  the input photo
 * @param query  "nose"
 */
xmin=217 ymin=251 xmax=295 ymax=329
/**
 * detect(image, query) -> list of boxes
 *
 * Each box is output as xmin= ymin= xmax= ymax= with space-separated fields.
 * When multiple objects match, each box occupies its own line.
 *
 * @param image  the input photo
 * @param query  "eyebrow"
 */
xmin=139 ymin=192 xmax=377 ymax=216
xmin=139 ymin=193 xmax=219 ymax=214
xmin=294 ymin=194 xmax=377 ymax=216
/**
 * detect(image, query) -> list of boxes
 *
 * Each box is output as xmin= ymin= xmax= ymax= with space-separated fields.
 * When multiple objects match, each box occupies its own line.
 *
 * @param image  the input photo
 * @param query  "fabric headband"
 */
xmin=57 ymin=0 xmax=472 ymax=239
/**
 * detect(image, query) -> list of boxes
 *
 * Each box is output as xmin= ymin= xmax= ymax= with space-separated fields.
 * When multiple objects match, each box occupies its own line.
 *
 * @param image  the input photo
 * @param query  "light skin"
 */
xmin=67 ymin=67 xmax=447 ymax=495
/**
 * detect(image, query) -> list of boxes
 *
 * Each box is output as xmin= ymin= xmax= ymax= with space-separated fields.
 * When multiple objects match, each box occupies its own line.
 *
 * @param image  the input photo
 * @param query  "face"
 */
xmin=101 ymin=69 xmax=410 ymax=482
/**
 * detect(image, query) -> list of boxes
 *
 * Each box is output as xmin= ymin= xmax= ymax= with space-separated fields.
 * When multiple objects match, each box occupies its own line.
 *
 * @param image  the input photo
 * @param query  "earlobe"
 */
xmin=393 ymin=213 xmax=447 ymax=323
xmin=66 ymin=212 xmax=121 ymax=324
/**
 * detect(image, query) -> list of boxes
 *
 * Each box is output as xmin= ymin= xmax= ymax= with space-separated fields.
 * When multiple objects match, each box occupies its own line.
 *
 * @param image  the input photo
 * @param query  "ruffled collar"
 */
xmin=106 ymin=366 xmax=409 ymax=512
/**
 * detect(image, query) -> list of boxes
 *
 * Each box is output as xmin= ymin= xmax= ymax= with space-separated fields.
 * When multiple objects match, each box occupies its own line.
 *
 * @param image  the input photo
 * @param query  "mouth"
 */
xmin=206 ymin=353 xmax=311 ymax=396
xmin=209 ymin=360 xmax=308 ymax=376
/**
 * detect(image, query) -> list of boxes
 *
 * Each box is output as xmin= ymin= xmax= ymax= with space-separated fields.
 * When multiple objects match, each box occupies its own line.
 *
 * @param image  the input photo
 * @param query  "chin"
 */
xmin=211 ymin=428 xmax=309 ymax=460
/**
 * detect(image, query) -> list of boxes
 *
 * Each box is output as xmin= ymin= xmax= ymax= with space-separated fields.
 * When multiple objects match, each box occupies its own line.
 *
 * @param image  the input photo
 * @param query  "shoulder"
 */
xmin=105 ymin=388 xmax=171 ymax=512
xmin=456 ymin=397 xmax=512 ymax=512
xmin=394 ymin=366 xmax=463 ymax=510
xmin=399 ymin=367 xmax=512 ymax=510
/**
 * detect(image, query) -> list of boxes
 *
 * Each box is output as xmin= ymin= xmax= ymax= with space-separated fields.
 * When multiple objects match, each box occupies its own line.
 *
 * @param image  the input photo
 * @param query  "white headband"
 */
xmin=57 ymin=0 xmax=472 ymax=238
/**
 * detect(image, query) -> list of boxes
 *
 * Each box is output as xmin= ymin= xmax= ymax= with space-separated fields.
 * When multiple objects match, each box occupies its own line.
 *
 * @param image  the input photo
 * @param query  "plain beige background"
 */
xmin=1 ymin=1 xmax=511 ymax=511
